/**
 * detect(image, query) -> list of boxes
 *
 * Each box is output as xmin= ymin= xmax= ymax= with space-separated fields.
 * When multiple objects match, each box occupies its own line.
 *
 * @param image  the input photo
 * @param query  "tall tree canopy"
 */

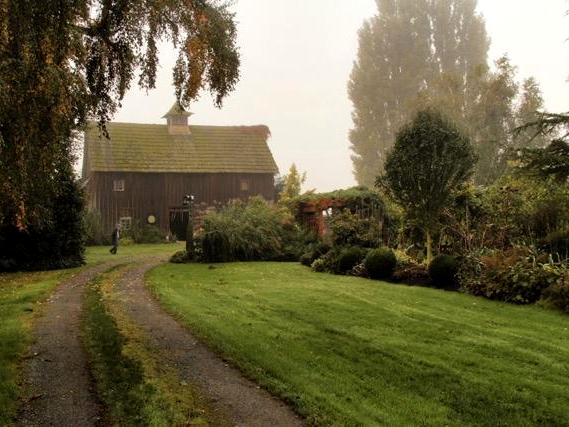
xmin=349 ymin=0 xmax=488 ymax=186
xmin=349 ymin=0 xmax=545 ymax=185
xmin=0 ymin=0 xmax=240 ymax=230
xmin=380 ymin=109 xmax=476 ymax=263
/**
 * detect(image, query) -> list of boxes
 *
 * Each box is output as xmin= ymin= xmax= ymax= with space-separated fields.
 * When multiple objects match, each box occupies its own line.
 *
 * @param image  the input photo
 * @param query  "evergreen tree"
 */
xmin=349 ymin=0 xmax=489 ymax=186
xmin=278 ymin=164 xmax=307 ymax=207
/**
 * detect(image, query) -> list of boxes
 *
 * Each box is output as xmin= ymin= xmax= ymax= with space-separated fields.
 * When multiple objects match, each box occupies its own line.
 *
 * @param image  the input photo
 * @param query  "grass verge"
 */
xmin=82 ymin=266 xmax=228 ymax=426
xmin=147 ymin=262 xmax=569 ymax=426
xmin=0 ymin=269 xmax=74 ymax=425
xmin=84 ymin=242 xmax=184 ymax=266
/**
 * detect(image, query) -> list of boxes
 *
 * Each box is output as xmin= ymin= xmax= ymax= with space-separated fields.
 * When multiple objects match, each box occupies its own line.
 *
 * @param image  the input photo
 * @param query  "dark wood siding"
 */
xmin=87 ymin=172 xmax=275 ymax=233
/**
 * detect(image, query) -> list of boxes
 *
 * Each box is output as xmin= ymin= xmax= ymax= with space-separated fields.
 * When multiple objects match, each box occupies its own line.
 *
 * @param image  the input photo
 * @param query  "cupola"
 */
xmin=162 ymin=102 xmax=192 ymax=135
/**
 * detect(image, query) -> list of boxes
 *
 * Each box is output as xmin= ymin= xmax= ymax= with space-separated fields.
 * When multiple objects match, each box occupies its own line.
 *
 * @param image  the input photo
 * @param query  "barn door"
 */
xmin=169 ymin=207 xmax=188 ymax=241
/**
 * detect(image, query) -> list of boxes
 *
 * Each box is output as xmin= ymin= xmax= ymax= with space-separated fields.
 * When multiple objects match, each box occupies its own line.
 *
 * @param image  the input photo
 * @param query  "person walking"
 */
xmin=109 ymin=224 xmax=120 ymax=254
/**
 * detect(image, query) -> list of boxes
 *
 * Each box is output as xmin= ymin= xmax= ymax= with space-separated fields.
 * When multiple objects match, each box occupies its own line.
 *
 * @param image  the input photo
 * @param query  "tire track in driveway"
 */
xmin=115 ymin=259 xmax=304 ymax=427
xmin=17 ymin=261 xmax=123 ymax=427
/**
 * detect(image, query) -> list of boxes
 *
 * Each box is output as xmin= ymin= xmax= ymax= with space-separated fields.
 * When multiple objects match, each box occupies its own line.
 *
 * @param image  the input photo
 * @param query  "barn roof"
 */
xmin=83 ymin=122 xmax=279 ymax=174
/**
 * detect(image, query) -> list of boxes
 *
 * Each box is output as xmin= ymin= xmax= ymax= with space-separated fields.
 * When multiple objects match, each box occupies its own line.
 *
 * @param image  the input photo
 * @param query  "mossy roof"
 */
xmin=84 ymin=122 xmax=279 ymax=174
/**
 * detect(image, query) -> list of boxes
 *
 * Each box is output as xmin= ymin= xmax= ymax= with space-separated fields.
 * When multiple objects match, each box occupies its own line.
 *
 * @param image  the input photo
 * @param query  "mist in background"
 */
xmin=112 ymin=0 xmax=569 ymax=192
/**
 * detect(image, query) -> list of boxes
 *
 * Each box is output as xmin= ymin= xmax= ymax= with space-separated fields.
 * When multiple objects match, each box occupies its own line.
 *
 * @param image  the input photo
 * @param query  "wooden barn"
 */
xmin=82 ymin=103 xmax=279 ymax=236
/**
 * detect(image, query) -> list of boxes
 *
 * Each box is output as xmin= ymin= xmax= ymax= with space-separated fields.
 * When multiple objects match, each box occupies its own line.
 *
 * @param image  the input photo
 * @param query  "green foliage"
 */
xmin=277 ymin=163 xmax=307 ymax=208
xmin=364 ymin=248 xmax=396 ymax=280
xmin=514 ymin=77 xmax=548 ymax=149
xmin=516 ymin=139 xmax=569 ymax=182
xmin=391 ymin=264 xmax=430 ymax=285
xmin=540 ymin=267 xmax=569 ymax=313
xmin=170 ymin=250 xmax=190 ymax=264
xmin=0 ymin=169 xmax=85 ymax=271
xmin=439 ymin=185 xmax=489 ymax=255
xmin=327 ymin=210 xmax=382 ymax=248
xmin=300 ymin=241 xmax=331 ymax=267
xmin=198 ymin=197 xmax=303 ymax=263
xmin=428 ymin=255 xmax=459 ymax=289
xmin=127 ymin=222 xmax=166 ymax=244
xmin=380 ymin=109 xmax=476 ymax=262
xmin=482 ymin=174 xmax=569 ymax=248
xmin=348 ymin=0 xmax=489 ymax=186
xmin=310 ymin=258 xmax=327 ymax=273
xmin=458 ymin=249 xmax=561 ymax=305
xmin=84 ymin=211 xmax=110 ymax=246
xmin=337 ymin=247 xmax=368 ymax=274
xmin=540 ymin=230 xmax=569 ymax=259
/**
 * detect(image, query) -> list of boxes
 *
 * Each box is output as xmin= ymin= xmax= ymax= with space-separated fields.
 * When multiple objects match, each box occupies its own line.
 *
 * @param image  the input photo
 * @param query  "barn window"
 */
xmin=240 ymin=179 xmax=250 ymax=192
xmin=113 ymin=179 xmax=125 ymax=192
xmin=119 ymin=216 xmax=132 ymax=230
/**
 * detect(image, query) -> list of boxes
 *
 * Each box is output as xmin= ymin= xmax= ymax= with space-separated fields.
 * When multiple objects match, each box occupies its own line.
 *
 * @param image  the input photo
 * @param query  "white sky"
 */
xmin=113 ymin=0 xmax=569 ymax=192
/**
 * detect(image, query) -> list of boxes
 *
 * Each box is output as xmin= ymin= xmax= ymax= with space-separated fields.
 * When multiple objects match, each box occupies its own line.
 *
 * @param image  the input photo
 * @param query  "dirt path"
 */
xmin=17 ymin=262 xmax=120 ymax=427
xmin=115 ymin=259 xmax=304 ymax=427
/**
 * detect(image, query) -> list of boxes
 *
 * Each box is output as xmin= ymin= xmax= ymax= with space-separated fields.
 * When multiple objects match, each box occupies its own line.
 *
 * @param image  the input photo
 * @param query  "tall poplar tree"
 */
xmin=349 ymin=0 xmax=489 ymax=186
xmin=515 ymin=77 xmax=547 ymax=149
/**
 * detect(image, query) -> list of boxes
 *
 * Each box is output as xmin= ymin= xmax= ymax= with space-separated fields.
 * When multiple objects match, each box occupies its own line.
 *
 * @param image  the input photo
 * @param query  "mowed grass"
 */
xmin=85 ymin=242 xmax=184 ymax=265
xmin=0 ymin=269 xmax=72 ymax=424
xmin=147 ymin=262 xmax=569 ymax=426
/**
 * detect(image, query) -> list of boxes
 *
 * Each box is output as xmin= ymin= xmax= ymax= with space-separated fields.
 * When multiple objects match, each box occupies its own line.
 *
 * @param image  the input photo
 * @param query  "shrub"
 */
xmin=197 ymin=197 xmax=303 ymax=263
xmin=300 ymin=241 xmax=332 ymax=267
xmin=350 ymin=262 xmax=367 ymax=277
xmin=540 ymin=266 xmax=569 ymax=313
xmin=84 ymin=211 xmax=110 ymax=246
xmin=129 ymin=223 xmax=166 ymax=244
xmin=327 ymin=210 xmax=383 ymax=248
xmin=392 ymin=264 xmax=430 ymax=284
xmin=459 ymin=249 xmax=558 ymax=305
xmin=300 ymin=253 xmax=313 ymax=267
xmin=337 ymin=247 xmax=367 ymax=274
xmin=311 ymin=258 xmax=327 ymax=272
xmin=0 ymin=170 xmax=85 ymax=271
xmin=540 ymin=229 xmax=569 ymax=259
xmin=170 ymin=250 xmax=190 ymax=264
xmin=429 ymin=255 xmax=459 ymax=289
xmin=456 ymin=253 xmax=485 ymax=295
xmin=120 ymin=237 xmax=135 ymax=247
xmin=364 ymin=248 xmax=396 ymax=280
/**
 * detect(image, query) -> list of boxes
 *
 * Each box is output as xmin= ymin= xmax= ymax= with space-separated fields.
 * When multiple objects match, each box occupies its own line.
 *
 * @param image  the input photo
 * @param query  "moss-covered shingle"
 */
xmin=84 ymin=122 xmax=279 ymax=174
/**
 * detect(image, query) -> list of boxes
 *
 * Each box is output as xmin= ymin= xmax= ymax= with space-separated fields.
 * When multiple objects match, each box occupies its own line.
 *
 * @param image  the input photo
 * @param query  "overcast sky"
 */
xmin=113 ymin=0 xmax=569 ymax=192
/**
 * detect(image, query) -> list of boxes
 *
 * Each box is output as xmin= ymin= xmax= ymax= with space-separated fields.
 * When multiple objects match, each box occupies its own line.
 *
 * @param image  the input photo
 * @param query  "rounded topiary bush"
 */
xmin=337 ymin=247 xmax=367 ymax=274
xmin=364 ymin=247 xmax=396 ymax=280
xmin=429 ymin=255 xmax=459 ymax=288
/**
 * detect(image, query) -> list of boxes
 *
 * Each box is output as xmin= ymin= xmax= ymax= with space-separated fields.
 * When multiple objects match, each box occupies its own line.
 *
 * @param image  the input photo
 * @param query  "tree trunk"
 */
xmin=426 ymin=229 xmax=433 ymax=265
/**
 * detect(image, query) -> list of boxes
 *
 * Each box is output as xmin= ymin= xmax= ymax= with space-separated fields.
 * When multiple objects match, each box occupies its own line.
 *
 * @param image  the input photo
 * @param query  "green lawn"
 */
xmin=84 ymin=242 xmax=183 ymax=265
xmin=147 ymin=262 xmax=569 ymax=426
